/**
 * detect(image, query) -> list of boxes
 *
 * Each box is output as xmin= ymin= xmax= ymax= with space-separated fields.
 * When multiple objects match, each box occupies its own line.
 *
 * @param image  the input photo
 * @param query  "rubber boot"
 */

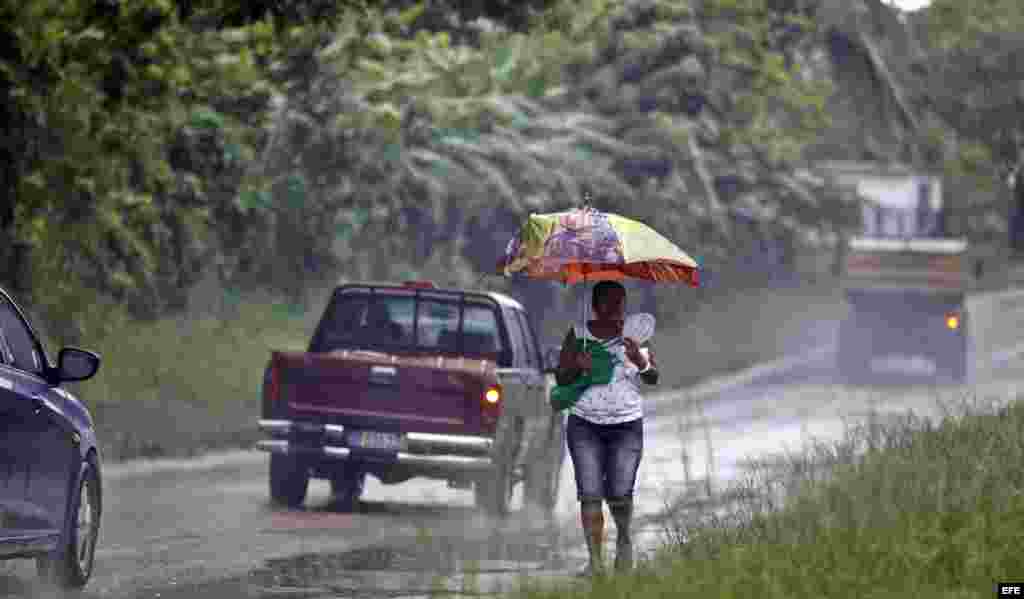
xmin=609 ymin=497 xmax=634 ymax=573
xmin=578 ymin=502 xmax=605 ymax=577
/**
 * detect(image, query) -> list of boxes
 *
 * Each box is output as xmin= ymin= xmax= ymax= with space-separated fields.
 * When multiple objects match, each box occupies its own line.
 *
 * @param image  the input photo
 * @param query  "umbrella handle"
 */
xmin=580 ymin=278 xmax=588 ymax=352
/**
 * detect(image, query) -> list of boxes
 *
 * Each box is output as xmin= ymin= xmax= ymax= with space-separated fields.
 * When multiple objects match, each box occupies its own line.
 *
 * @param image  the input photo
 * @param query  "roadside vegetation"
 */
xmin=512 ymin=393 xmax=1024 ymax=599
xmin=70 ymin=290 xmax=315 ymax=460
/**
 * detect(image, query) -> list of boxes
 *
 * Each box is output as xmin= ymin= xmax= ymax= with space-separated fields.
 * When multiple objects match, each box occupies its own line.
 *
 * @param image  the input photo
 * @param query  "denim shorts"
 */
xmin=566 ymin=414 xmax=643 ymax=502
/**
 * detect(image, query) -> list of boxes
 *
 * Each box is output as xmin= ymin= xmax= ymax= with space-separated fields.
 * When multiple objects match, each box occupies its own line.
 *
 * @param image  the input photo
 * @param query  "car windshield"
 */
xmin=311 ymin=291 xmax=504 ymax=357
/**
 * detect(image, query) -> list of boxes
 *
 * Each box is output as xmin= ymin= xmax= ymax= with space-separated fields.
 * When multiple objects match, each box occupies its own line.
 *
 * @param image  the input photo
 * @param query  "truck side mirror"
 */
xmin=974 ymin=259 xmax=984 ymax=279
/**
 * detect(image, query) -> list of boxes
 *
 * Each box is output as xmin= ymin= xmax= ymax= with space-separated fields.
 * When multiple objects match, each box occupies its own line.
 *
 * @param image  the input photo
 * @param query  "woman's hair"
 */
xmin=592 ymin=281 xmax=626 ymax=308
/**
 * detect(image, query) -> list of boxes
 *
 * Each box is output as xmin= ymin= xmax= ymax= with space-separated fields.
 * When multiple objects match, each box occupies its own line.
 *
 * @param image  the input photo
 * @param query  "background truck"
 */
xmin=256 ymin=280 xmax=566 ymax=517
xmin=821 ymin=161 xmax=1024 ymax=383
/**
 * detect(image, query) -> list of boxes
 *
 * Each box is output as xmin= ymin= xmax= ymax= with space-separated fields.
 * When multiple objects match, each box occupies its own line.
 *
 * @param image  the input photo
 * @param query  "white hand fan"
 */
xmin=623 ymin=313 xmax=656 ymax=344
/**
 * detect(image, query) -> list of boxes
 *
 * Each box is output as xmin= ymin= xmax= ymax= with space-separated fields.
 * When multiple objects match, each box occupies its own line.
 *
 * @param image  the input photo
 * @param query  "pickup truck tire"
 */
xmin=476 ymin=459 xmax=514 ymax=517
xmin=475 ymin=417 xmax=522 ymax=517
xmin=330 ymin=469 xmax=365 ymax=512
xmin=525 ymin=412 xmax=566 ymax=515
xmin=269 ymin=454 xmax=309 ymax=508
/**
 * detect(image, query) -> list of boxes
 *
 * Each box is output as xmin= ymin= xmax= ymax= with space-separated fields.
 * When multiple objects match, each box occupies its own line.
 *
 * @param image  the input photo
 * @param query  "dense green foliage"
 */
xmin=927 ymin=0 xmax=1024 ymax=51
xmin=0 ymin=0 xmax=841 ymax=344
xmin=919 ymin=0 xmax=1024 ymax=244
xmin=0 ymin=0 xmax=281 ymax=338
xmin=245 ymin=0 xmax=842 ymax=305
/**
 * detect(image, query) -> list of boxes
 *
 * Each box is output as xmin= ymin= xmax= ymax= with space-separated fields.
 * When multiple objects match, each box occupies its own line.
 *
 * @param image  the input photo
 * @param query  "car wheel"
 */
xmin=269 ymin=454 xmax=309 ymax=508
xmin=38 ymin=459 xmax=101 ymax=589
xmin=330 ymin=468 xmax=365 ymax=512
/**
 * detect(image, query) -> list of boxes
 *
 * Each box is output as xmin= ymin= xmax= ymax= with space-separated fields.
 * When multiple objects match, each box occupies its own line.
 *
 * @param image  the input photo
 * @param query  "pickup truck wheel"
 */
xmin=476 ymin=417 xmax=521 ymax=517
xmin=476 ymin=462 xmax=514 ymax=517
xmin=525 ymin=413 xmax=566 ymax=515
xmin=330 ymin=469 xmax=365 ymax=512
xmin=269 ymin=454 xmax=309 ymax=508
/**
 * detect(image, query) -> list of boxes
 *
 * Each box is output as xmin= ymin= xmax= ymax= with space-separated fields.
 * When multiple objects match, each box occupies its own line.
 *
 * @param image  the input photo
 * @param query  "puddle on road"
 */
xmin=244 ymin=516 xmax=573 ymax=598
xmin=252 ymin=535 xmax=560 ymax=583
xmin=75 ymin=532 xmax=574 ymax=599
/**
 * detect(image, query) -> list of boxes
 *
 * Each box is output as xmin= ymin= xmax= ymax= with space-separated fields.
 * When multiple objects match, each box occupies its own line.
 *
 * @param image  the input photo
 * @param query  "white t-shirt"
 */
xmin=568 ymin=321 xmax=645 ymax=425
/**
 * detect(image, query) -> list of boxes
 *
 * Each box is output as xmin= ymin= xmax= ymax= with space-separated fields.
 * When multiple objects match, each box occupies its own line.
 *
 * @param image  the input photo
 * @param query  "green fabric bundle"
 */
xmin=549 ymin=338 xmax=617 ymax=411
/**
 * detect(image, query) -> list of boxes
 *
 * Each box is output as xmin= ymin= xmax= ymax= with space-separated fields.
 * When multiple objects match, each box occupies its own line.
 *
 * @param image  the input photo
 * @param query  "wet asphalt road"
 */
xmin=3 ymin=340 xmax=1024 ymax=599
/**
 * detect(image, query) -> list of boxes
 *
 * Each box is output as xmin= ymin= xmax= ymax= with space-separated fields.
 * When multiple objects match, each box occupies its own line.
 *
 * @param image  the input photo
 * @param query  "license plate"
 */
xmin=347 ymin=430 xmax=402 ymax=451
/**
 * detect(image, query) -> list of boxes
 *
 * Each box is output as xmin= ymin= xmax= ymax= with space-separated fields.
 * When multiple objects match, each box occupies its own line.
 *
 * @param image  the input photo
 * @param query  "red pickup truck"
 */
xmin=256 ymin=281 xmax=566 ymax=516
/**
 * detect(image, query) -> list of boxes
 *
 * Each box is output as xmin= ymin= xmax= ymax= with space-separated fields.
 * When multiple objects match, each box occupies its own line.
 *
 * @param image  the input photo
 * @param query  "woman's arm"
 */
xmin=638 ymin=345 xmax=659 ymax=385
xmin=555 ymin=328 xmax=583 ymax=386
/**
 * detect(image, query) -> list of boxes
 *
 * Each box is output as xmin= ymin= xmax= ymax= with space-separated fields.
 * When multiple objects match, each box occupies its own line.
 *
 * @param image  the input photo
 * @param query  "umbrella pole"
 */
xmin=581 ymin=274 xmax=588 ymax=352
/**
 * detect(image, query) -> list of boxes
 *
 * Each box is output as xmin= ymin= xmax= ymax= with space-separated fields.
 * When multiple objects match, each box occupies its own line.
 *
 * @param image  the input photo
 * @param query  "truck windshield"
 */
xmin=858 ymin=178 xmax=942 ymax=239
xmin=311 ymin=292 xmax=505 ymax=358
xmin=860 ymin=203 xmax=941 ymax=238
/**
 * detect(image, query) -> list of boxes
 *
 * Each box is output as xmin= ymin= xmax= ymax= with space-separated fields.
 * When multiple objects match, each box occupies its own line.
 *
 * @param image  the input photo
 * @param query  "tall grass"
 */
xmin=74 ymin=292 xmax=317 ymax=461
xmin=514 ymin=394 xmax=1024 ymax=598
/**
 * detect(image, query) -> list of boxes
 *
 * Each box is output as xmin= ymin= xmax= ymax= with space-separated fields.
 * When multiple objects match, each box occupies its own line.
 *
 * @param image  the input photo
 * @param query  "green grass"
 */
xmin=512 ymin=396 xmax=1024 ymax=599
xmin=73 ymin=290 xmax=317 ymax=461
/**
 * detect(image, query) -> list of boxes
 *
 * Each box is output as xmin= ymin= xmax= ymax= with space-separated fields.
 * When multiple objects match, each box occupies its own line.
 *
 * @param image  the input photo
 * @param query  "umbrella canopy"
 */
xmin=497 ymin=207 xmax=700 ymax=286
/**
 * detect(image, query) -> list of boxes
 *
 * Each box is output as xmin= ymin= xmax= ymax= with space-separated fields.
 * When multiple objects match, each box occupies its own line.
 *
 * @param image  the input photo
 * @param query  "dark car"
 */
xmin=0 ymin=286 xmax=103 ymax=589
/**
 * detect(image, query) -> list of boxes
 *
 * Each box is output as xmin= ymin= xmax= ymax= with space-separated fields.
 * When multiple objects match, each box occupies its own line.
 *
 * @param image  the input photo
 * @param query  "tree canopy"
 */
xmin=1 ymin=0 xmax=847 ymax=341
xmin=916 ymin=0 xmax=1024 ymax=247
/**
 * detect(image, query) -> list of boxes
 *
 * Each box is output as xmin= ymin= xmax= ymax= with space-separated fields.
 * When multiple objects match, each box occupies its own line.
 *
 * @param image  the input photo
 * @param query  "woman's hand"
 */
xmin=623 ymin=338 xmax=648 ymax=370
xmin=557 ymin=328 xmax=591 ymax=385
xmin=575 ymin=351 xmax=593 ymax=372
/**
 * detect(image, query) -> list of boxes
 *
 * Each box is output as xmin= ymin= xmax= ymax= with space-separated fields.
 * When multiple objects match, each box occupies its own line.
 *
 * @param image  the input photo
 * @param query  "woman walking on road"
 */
xmin=556 ymin=281 xmax=659 ymax=576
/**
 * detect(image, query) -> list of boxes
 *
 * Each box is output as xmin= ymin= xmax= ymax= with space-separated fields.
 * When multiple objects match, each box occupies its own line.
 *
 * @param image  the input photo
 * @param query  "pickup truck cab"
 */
xmin=257 ymin=281 xmax=565 ymax=517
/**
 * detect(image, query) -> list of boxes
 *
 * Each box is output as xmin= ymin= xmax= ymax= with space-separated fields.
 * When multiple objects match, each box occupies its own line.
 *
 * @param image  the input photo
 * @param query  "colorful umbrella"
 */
xmin=497 ymin=206 xmax=700 ymax=287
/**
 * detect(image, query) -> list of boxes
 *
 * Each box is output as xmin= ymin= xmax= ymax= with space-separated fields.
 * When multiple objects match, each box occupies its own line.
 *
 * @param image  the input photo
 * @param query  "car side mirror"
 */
xmin=542 ymin=346 xmax=560 ymax=373
xmin=56 ymin=347 xmax=101 ymax=382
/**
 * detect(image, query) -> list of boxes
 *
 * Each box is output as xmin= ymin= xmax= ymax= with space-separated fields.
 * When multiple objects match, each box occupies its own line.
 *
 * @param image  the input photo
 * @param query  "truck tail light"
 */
xmin=930 ymin=256 xmax=962 ymax=272
xmin=846 ymin=254 xmax=881 ymax=270
xmin=945 ymin=312 xmax=960 ymax=330
xmin=480 ymin=384 xmax=502 ymax=428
